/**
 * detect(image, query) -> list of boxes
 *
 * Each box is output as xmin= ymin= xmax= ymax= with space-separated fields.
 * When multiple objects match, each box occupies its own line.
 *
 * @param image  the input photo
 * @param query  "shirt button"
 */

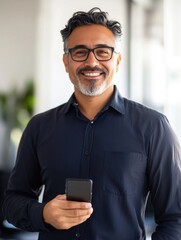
xmin=85 ymin=150 xmax=89 ymax=155
xmin=75 ymin=232 xmax=80 ymax=238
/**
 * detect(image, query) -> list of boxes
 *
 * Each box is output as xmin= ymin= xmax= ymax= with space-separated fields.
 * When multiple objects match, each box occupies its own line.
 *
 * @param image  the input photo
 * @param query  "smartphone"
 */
xmin=65 ymin=178 xmax=93 ymax=202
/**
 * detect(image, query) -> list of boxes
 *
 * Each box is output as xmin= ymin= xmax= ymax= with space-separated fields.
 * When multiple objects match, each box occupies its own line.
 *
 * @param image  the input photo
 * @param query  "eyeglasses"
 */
xmin=66 ymin=46 xmax=116 ymax=62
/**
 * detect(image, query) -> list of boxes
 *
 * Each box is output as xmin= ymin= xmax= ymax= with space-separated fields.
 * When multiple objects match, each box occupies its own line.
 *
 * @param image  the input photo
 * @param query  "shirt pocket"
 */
xmin=103 ymin=151 xmax=146 ymax=196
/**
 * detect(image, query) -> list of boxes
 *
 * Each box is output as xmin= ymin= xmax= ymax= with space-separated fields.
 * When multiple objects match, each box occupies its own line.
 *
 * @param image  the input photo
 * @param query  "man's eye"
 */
xmin=74 ymin=49 xmax=87 ymax=56
xmin=96 ymin=49 xmax=110 ymax=56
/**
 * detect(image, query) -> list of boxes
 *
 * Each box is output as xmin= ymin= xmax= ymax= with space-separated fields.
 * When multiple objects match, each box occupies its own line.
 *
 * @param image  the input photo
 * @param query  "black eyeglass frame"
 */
xmin=65 ymin=46 xmax=116 ymax=62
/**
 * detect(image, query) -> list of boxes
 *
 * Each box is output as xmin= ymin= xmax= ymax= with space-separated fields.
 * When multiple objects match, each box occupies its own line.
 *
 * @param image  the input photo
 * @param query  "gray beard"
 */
xmin=76 ymin=78 xmax=109 ymax=96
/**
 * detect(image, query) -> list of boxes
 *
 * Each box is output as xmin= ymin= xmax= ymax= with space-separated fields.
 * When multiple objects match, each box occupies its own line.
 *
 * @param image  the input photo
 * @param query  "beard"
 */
xmin=75 ymin=66 xmax=110 ymax=96
xmin=76 ymin=78 xmax=109 ymax=96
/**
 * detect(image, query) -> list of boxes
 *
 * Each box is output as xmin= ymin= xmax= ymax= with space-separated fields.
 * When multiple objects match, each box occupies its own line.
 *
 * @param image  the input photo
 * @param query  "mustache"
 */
xmin=77 ymin=67 xmax=107 ymax=74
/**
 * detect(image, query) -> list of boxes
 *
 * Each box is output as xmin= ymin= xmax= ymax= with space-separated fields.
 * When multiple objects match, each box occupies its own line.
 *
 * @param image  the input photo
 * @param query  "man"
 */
xmin=2 ymin=7 xmax=181 ymax=240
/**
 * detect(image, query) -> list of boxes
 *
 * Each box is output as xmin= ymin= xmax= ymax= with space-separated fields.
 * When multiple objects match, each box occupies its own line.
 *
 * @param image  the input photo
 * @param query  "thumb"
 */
xmin=56 ymin=194 xmax=66 ymax=200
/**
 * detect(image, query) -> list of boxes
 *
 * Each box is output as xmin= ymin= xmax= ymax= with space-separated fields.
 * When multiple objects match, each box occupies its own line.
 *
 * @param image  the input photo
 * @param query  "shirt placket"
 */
xmin=74 ymin=120 xmax=94 ymax=240
xmin=80 ymin=120 xmax=94 ymax=179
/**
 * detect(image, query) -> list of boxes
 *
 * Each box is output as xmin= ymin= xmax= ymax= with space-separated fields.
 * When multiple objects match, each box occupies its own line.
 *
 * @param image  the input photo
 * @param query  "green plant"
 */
xmin=0 ymin=80 xmax=35 ymax=129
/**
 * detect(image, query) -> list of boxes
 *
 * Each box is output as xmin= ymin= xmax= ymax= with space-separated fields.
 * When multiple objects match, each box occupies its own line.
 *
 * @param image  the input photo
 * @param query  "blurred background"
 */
xmin=0 ymin=0 xmax=181 ymax=239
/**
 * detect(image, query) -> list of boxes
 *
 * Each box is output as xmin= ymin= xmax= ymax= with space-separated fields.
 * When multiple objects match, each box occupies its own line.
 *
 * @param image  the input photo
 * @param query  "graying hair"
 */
xmin=60 ymin=7 xmax=122 ymax=52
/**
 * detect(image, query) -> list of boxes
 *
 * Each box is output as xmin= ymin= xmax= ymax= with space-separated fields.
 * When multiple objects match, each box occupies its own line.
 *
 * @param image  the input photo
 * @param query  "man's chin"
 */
xmin=77 ymin=85 xmax=108 ymax=96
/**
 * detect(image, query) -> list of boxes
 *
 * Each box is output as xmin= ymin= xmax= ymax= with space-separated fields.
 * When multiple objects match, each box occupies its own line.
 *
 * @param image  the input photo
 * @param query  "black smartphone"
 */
xmin=65 ymin=178 xmax=93 ymax=202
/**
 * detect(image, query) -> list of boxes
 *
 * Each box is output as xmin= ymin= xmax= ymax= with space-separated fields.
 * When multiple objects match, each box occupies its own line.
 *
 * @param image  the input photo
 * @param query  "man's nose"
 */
xmin=84 ymin=51 xmax=99 ymax=66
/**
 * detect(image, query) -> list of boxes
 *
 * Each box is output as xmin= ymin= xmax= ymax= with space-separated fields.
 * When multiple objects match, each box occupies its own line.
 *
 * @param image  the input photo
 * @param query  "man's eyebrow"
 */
xmin=95 ymin=44 xmax=112 ymax=48
xmin=70 ymin=45 xmax=87 ymax=49
xmin=70 ymin=44 xmax=112 ymax=49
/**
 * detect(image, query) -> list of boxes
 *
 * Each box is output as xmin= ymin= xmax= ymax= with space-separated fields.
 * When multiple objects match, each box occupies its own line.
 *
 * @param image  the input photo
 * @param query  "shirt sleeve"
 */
xmin=2 ymin=118 xmax=50 ymax=232
xmin=147 ymin=115 xmax=181 ymax=239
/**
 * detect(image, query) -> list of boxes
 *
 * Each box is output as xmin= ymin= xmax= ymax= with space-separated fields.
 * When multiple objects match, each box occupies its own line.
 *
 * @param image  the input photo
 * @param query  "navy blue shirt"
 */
xmin=3 ymin=86 xmax=181 ymax=239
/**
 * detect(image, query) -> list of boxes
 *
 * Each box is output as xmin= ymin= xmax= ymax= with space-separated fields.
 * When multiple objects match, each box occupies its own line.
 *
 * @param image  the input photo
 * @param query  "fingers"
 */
xmin=43 ymin=194 xmax=93 ymax=230
xmin=56 ymin=194 xmax=66 ymax=200
xmin=56 ymin=194 xmax=93 ymax=215
xmin=57 ymin=208 xmax=93 ymax=230
xmin=60 ymin=205 xmax=93 ymax=218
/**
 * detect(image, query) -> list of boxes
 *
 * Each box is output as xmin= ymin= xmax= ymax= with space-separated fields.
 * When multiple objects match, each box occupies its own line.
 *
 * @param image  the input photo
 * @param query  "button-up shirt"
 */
xmin=3 ymin=86 xmax=181 ymax=240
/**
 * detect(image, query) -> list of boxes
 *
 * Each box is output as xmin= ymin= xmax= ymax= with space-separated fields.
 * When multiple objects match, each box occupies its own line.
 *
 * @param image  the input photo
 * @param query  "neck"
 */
xmin=74 ymin=86 xmax=114 ymax=120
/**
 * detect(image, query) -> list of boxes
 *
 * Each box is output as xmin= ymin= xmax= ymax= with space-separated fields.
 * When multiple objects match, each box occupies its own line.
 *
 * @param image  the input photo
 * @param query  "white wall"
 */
xmin=0 ymin=0 xmax=38 ymax=93
xmin=35 ymin=0 xmax=129 ymax=112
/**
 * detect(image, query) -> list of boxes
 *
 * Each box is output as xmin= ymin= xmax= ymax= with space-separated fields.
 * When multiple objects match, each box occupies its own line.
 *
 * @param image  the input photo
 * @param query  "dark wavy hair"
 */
xmin=60 ymin=7 xmax=122 ymax=52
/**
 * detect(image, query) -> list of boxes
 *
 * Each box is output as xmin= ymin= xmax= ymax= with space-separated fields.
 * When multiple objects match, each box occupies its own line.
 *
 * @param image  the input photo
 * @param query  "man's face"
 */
xmin=63 ymin=24 xmax=121 ymax=96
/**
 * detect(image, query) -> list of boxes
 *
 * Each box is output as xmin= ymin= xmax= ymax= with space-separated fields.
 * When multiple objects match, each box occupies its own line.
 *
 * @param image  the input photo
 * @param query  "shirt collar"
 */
xmin=108 ymin=85 xmax=125 ymax=115
xmin=62 ymin=94 xmax=76 ymax=114
xmin=63 ymin=85 xmax=125 ymax=115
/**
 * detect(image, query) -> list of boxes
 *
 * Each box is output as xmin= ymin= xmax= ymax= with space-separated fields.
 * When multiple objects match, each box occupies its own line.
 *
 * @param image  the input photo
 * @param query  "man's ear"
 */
xmin=63 ymin=54 xmax=69 ymax=73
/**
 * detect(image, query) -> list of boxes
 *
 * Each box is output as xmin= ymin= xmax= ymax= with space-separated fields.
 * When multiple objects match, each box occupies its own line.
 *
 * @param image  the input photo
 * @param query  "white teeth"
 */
xmin=83 ymin=72 xmax=101 ymax=77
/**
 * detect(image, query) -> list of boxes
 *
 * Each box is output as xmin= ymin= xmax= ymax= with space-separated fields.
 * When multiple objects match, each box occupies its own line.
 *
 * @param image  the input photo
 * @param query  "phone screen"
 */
xmin=65 ymin=178 xmax=93 ymax=202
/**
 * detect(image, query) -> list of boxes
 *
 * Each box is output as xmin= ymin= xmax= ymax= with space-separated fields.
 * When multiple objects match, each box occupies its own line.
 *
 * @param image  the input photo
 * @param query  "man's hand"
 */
xmin=43 ymin=194 xmax=93 ymax=230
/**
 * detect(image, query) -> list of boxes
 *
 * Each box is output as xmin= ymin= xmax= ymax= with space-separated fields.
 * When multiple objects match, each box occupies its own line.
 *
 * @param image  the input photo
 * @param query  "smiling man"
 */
xmin=62 ymin=23 xmax=121 ymax=120
xmin=63 ymin=24 xmax=121 ymax=97
xmin=2 ymin=7 xmax=181 ymax=240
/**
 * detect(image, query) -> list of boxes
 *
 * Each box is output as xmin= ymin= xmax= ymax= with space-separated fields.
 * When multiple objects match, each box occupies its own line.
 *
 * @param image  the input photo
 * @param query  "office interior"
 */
xmin=0 ymin=0 xmax=181 ymax=239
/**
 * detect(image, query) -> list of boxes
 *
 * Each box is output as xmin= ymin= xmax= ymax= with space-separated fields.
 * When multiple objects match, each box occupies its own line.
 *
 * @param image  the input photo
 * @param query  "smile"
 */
xmin=82 ymin=72 xmax=102 ymax=77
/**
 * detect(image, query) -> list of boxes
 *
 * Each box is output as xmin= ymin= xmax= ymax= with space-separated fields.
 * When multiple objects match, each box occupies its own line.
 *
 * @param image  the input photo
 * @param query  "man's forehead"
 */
xmin=67 ymin=25 xmax=115 ymax=47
